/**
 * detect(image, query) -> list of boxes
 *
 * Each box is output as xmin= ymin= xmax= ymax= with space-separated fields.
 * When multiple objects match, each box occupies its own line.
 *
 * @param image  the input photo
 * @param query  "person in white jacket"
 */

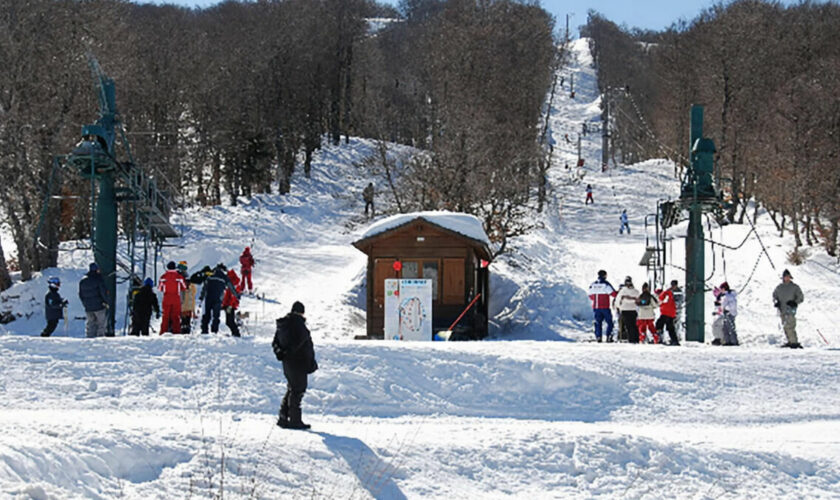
xmin=719 ymin=282 xmax=739 ymax=346
xmin=613 ymin=276 xmax=640 ymax=343
xmin=635 ymin=282 xmax=660 ymax=343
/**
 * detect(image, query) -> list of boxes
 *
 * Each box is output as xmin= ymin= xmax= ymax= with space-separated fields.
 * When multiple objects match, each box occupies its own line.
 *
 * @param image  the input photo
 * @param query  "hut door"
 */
xmin=443 ymin=258 xmax=465 ymax=305
xmin=373 ymin=259 xmax=398 ymax=308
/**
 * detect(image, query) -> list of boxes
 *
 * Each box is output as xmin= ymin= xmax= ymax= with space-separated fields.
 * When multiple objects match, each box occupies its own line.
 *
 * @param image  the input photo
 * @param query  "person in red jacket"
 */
xmin=222 ymin=269 xmax=244 ymax=337
xmin=655 ymin=280 xmax=680 ymax=345
xmin=159 ymin=261 xmax=187 ymax=334
xmin=239 ymin=247 xmax=255 ymax=294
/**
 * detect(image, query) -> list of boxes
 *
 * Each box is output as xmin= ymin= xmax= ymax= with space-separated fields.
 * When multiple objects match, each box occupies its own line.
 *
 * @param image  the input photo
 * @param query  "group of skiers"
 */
xmin=589 ymin=270 xmax=681 ymax=344
xmin=39 ymin=247 xmax=257 ymax=338
xmin=588 ymin=268 xmax=805 ymax=347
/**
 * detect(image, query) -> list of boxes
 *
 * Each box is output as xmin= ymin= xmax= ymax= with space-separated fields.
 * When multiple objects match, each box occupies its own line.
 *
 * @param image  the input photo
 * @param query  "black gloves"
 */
xmin=156 ymin=312 xmax=161 ymax=319
xmin=786 ymin=300 xmax=797 ymax=308
xmin=62 ymin=300 xmax=69 ymax=307
xmin=774 ymin=301 xmax=780 ymax=308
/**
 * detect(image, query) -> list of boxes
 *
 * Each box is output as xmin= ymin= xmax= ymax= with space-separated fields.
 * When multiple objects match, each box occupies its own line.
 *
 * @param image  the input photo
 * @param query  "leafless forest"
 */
xmin=584 ymin=0 xmax=840 ymax=259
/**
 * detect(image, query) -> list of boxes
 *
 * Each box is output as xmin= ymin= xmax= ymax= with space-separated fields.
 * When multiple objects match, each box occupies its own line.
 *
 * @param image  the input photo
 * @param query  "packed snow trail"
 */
xmin=2 ymin=38 xmax=840 ymax=499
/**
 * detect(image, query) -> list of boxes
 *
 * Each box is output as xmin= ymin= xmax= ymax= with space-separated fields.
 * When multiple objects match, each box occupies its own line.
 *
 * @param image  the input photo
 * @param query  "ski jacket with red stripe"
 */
xmin=158 ymin=270 xmax=186 ymax=298
xmin=239 ymin=251 xmax=255 ymax=272
xmin=658 ymin=289 xmax=677 ymax=318
xmin=588 ymin=278 xmax=617 ymax=310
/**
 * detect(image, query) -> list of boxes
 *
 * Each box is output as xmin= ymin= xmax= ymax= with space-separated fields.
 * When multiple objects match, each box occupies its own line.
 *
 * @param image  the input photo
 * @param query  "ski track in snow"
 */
xmin=1 ymin=38 xmax=840 ymax=498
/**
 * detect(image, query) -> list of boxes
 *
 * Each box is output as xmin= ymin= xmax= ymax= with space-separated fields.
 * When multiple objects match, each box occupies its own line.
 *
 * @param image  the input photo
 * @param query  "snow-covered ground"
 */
xmin=1 ymin=38 xmax=839 ymax=498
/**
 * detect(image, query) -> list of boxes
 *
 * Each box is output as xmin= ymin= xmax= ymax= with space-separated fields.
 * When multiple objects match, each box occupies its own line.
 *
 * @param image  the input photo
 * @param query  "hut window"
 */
xmin=423 ymin=261 xmax=439 ymax=298
xmin=401 ymin=260 xmax=440 ymax=300
xmin=402 ymin=261 xmax=420 ymax=278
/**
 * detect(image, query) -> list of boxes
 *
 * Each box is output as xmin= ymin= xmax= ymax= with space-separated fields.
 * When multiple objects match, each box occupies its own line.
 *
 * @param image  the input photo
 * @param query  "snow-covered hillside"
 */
xmin=2 ymin=38 xmax=840 ymax=499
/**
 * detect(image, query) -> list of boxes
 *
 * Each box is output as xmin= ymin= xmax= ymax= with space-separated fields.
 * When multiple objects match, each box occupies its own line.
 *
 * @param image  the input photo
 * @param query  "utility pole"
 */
xmin=565 ymin=14 xmax=570 ymax=44
xmin=577 ymin=134 xmax=582 ymax=166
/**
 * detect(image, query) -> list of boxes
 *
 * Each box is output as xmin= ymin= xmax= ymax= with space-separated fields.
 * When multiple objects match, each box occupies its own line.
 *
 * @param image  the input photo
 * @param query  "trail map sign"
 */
xmin=384 ymin=279 xmax=433 ymax=341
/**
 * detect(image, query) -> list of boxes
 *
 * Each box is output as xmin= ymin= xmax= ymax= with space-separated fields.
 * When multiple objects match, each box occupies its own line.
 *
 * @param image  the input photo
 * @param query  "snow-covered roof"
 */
xmin=358 ymin=211 xmax=491 ymax=247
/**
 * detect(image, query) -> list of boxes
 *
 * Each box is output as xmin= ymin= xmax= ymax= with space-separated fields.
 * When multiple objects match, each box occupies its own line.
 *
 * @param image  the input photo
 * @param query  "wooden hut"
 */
xmin=352 ymin=212 xmax=492 ymax=339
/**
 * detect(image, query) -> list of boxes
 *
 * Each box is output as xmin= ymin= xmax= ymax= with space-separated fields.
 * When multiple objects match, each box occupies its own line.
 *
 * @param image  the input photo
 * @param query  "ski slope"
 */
xmin=1 ymin=38 xmax=840 ymax=499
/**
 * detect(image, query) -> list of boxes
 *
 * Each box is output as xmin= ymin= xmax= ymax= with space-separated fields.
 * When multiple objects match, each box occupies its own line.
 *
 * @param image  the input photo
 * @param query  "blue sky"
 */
xmin=134 ymin=0 xmax=808 ymax=33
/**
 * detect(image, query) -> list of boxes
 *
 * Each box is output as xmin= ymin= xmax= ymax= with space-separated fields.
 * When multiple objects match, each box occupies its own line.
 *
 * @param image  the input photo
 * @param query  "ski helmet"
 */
xmin=48 ymin=276 xmax=61 ymax=287
xmin=144 ymin=277 xmax=154 ymax=287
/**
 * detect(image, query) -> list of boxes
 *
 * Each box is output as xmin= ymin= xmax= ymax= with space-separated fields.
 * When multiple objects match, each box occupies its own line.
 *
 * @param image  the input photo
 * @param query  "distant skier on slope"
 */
xmin=131 ymin=278 xmax=160 ymax=336
xmin=711 ymin=286 xmax=725 ymax=345
xmin=585 ymin=184 xmax=594 ymax=205
xmin=719 ymin=282 xmax=739 ymax=346
xmin=178 ymin=261 xmax=197 ymax=334
xmin=774 ymin=269 xmax=804 ymax=348
xmin=635 ymin=282 xmax=660 ymax=344
xmin=588 ymin=270 xmax=617 ymax=342
xmin=78 ymin=263 xmax=108 ymax=338
xmin=200 ymin=263 xmax=239 ymax=334
xmin=41 ymin=277 xmax=68 ymax=337
xmin=655 ymin=281 xmax=680 ymax=345
xmin=222 ymin=269 xmax=244 ymax=337
xmin=619 ymin=209 xmax=631 ymax=234
xmin=613 ymin=276 xmax=640 ymax=343
xmin=239 ymin=247 xmax=255 ymax=295
xmin=363 ymin=182 xmax=375 ymax=218
xmin=273 ymin=301 xmax=318 ymax=430
xmin=159 ymin=261 xmax=186 ymax=334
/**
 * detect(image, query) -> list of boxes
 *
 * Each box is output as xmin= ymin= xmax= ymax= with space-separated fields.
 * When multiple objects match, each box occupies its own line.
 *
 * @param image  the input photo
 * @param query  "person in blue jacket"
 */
xmin=41 ymin=277 xmax=68 ymax=337
xmin=78 ymin=263 xmax=109 ymax=337
xmin=619 ymin=209 xmax=631 ymax=234
xmin=199 ymin=263 xmax=239 ymax=334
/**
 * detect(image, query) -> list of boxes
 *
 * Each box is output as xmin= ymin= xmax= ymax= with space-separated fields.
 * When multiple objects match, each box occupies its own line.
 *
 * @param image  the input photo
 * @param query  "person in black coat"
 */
xmin=41 ymin=277 xmax=68 ymax=337
xmin=131 ymin=278 xmax=160 ymax=336
xmin=272 ymin=301 xmax=318 ymax=430
xmin=199 ymin=264 xmax=238 ymax=334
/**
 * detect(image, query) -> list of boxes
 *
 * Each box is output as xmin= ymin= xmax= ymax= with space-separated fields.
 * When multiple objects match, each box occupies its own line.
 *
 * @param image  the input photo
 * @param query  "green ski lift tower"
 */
xmin=60 ymin=55 xmax=180 ymax=335
xmin=680 ymin=105 xmax=720 ymax=343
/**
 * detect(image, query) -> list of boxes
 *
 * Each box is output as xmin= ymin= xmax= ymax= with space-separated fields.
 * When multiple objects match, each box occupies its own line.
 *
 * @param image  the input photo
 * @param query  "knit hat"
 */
xmin=89 ymin=262 xmax=99 ymax=272
xmin=624 ymin=276 xmax=633 ymax=285
xmin=782 ymin=269 xmax=792 ymax=279
xmin=291 ymin=301 xmax=305 ymax=314
xmin=720 ymin=282 xmax=729 ymax=291
xmin=144 ymin=277 xmax=154 ymax=287
xmin=167 ymin=261 xmax=176 ymax=270
xmin=177 ymin=261 xmax=188 ymax=272
xmin=597 ymin=270 xmax=607 ymax=278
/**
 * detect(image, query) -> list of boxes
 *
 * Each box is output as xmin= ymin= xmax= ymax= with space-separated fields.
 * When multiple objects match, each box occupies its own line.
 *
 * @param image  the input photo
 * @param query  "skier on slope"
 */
xmin=159 ymin=261 xmax=186 ymax=334
xmin=178 ymin=261 xmax=198 ymax=334
xmin=613 ymin=276 xmax=640 ymax=343
xmin=131 ymin=278 xmax=160 ymax=336
xmin=200 ymin=263 xmax=239 ymax=334
xmin=222 ymin=269 xmax=244 ymax=337
xmin=363 ymin=182 xmax=375 ymax=218
xmin=635 ymin=282 xmax=660 ymax=343
xmin=273 ymin=301 xmax=318 ymax=430
xmin=239 ymin=247 xmax=255 ymax=295
xmin=719 ymin=282 xmax=739 ymax=346
xmin=655 ymin=281 xmax=680 ymax=345
xmin=588 ymin=270 xmax=617 ymax=342
xmin=711 ymin=286 xmax=725 ymax=345
xmin=41 ymin=277 xmax=68 ymax=337
xmin=773 ymin=269 xmax=804 ymax=348
xmin=78 ymin=263 xmax=109 ymax=338
xmin=619 ymin=209 xmax=631 ymax=234
xmin=585 ymin=184 xmax=594 ymax=205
